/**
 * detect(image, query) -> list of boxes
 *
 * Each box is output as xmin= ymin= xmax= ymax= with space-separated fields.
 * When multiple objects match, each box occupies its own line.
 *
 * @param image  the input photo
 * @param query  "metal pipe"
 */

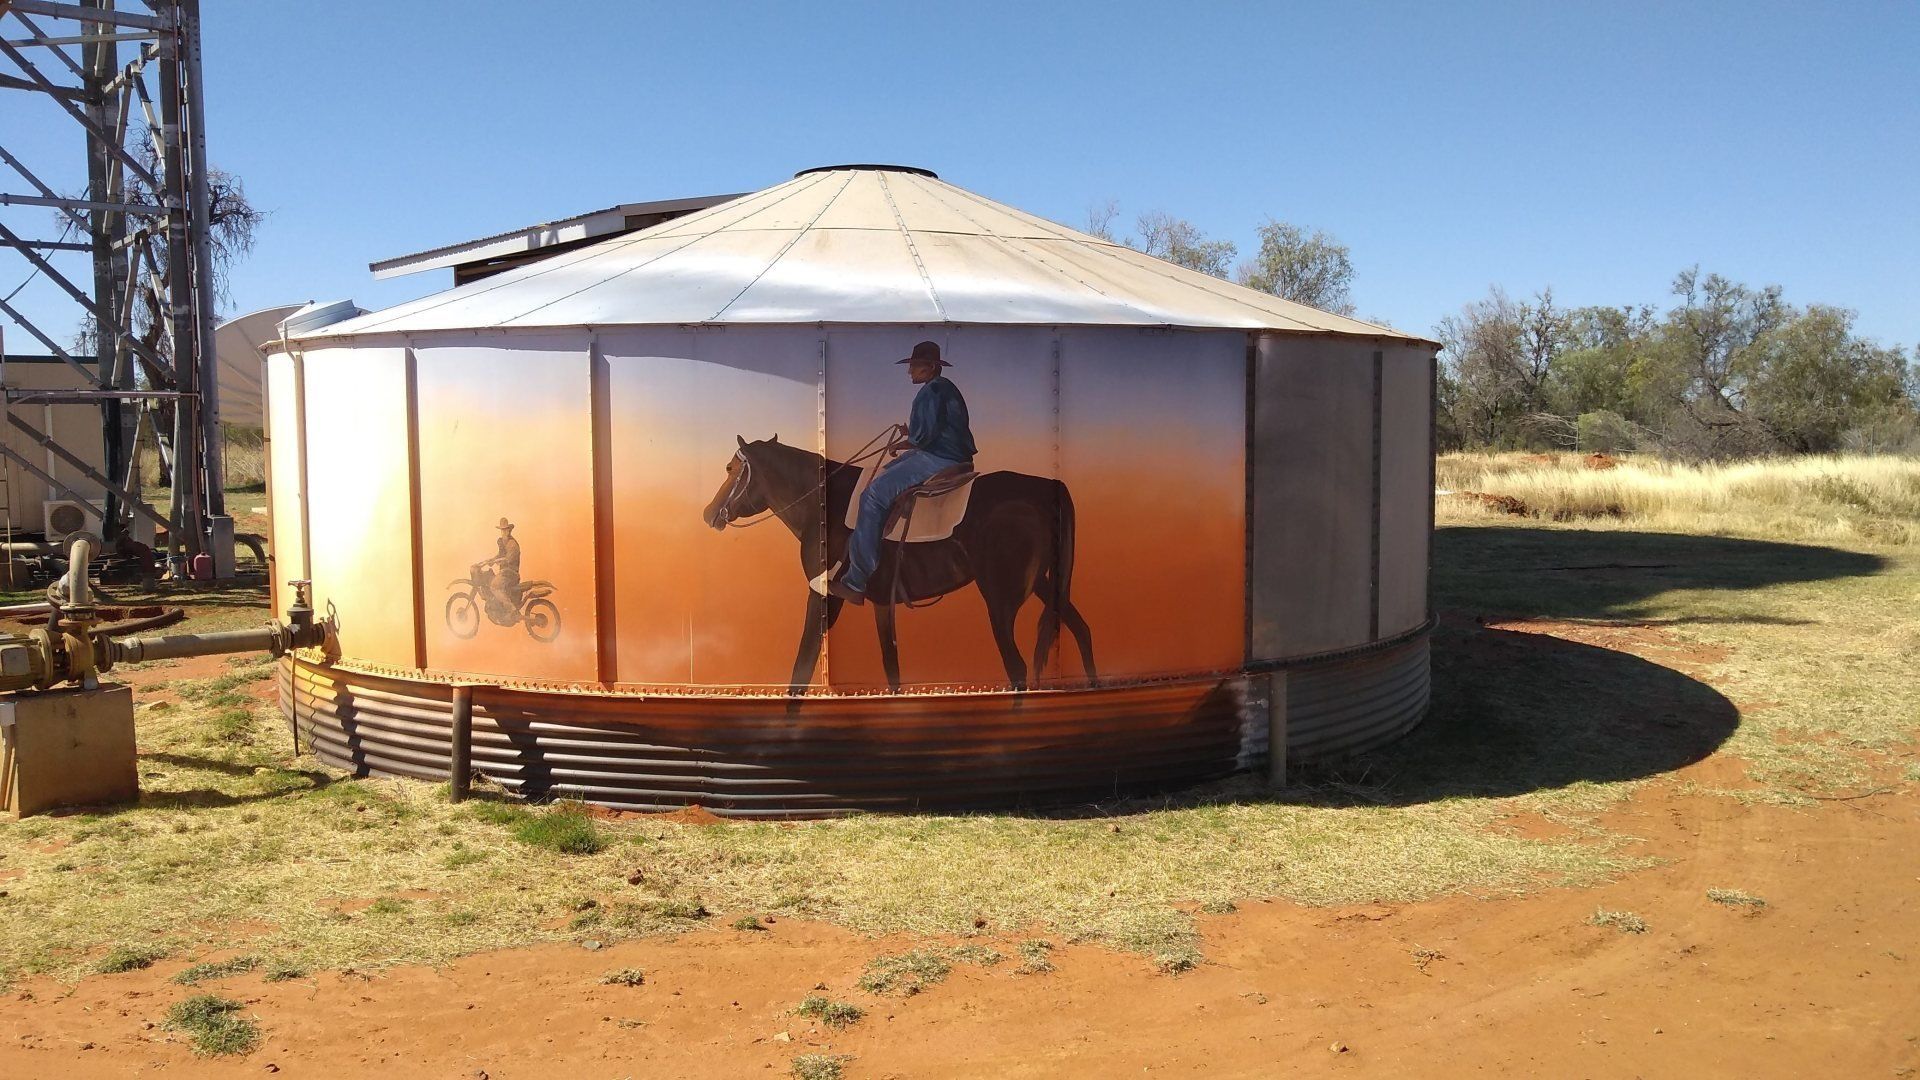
xmin=111 ymin=625 xmax=279 ymax=664
xmin=65 ymin=536 xmax=93 ymax=608
xmin=449 ymin=685 xmax=474 ymax=803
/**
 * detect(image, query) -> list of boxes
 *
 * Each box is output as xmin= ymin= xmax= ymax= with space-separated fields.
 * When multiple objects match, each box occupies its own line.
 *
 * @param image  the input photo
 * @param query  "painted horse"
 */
xmin=703 ymin=435 xmax=1097 ymax=694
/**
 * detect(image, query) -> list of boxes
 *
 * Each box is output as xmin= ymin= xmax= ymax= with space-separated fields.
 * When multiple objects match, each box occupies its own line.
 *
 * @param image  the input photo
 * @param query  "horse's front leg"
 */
xmin=873 ymin=600 xmax=901 ymax=692
xmin=787 ymin=591 xmax=844 ymax=705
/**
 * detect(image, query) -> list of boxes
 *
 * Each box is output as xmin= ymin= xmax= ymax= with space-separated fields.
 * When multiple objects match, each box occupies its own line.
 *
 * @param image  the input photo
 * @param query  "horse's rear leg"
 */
xmin=984 ymin=595 xmax=1029 ymax=691
xmin=1030 ymin=571 xmax=1060 ymax=680
xmin=1057 ymin=598 xmax=1097 ymax=685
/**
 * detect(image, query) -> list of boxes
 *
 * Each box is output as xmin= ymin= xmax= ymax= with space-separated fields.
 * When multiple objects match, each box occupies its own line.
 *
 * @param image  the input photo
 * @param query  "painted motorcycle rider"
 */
xmin=474 ymin=517 xmax=523 ymax=620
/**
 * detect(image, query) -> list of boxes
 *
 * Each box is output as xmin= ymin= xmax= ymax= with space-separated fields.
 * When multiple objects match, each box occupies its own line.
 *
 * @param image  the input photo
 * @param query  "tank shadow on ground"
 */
xmin=1095 ymin=527 xmax=1888 ymax=815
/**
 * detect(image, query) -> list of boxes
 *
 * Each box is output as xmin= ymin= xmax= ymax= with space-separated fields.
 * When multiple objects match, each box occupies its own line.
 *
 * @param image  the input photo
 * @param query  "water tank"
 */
xmin=266 ymin=166 xmax=1436 ymax=815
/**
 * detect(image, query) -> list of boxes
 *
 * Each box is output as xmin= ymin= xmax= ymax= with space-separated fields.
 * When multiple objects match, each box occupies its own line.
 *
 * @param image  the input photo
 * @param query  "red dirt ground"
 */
xmin=2 ymin=624 xmax=1914 ymax=1077
xmin=1 ymin=770 xmax=1914 ymax=1078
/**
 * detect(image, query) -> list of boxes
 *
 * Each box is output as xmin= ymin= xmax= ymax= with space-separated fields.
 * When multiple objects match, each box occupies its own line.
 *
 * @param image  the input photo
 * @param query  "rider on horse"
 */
xmin=827 ymin=341 xmax=976 ymax=605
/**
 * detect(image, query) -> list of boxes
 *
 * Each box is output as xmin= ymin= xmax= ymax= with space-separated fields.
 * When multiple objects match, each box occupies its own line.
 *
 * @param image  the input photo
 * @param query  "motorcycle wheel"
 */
xmin=445 ymin=592 xmax=480 ymax=639
xmin=523 ymin=597 xmax=561 ymax=643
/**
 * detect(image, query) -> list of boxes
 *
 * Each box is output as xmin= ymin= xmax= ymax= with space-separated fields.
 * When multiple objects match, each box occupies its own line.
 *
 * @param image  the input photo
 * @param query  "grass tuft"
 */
xmin=1707 ymin=888 xmax=1767 ymax=909
xmin=1588 ymin=908 xmax=1649 ymax=934
xmin=173 ymin=956 xmax=258 ymax=985
xmin=165 ymin=994 xmax=260 ymax=1056
xmin=791 ymin=1053 xmax=850 ymax=1080
xmin=794 ymin=994 xmax=865 ymax=1028
xmin=1015 ymin=940 xmax=1055 ymax=975
xmin=261 ymin=963 xmax=307 ymax=983
xmin=950 ymin=943 xmax=1004 ymax=967
xmin=508 ymin=804 xmax=605 ymax=855
xmin=96 ymin=945 xmax=166 ymax=974
xmin=598 ymin=967 xmax=645 ymax=986
xmin=857 ymin=949 xmax=952 ymax=996
xmin=731 ymin=915 xmax=767 ymax=931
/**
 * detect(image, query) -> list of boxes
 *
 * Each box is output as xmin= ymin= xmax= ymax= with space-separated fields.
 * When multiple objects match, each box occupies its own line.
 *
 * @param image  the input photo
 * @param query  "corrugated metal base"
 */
xmin=1286 ymin=632 xmax=1431 ymax=762
xmin=280 ymin=630 xmax=1428 ymax=816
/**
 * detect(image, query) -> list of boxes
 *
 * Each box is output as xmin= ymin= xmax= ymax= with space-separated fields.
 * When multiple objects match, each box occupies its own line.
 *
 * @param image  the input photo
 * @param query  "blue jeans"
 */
xmin=842 ymin=450 xmax=964 ymax=593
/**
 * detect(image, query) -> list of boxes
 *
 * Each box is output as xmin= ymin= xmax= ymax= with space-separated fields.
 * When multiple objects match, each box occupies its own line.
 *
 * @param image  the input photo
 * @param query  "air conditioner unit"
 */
xmin=42 ymin=499 xmax=103 ymax=544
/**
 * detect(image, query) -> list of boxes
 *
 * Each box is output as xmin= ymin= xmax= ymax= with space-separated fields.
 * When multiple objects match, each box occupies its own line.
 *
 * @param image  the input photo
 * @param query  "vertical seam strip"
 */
xmin=878 ymin=171 xmax=947 ymax=322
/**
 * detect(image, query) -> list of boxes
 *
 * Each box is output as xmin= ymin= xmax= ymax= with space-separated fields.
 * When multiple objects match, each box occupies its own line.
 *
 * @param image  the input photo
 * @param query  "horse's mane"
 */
xmin=747 ymin=437 xmax=845 ymax=475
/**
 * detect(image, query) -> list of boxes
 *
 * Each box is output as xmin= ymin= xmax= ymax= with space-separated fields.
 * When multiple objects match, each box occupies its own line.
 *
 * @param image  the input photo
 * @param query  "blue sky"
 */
xmin=7 ymin=1 xmax=1918 ymax=348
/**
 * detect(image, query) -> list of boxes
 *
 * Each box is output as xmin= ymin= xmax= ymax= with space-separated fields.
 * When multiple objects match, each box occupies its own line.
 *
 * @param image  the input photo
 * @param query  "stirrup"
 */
xmin=809 ymin=561 xmax=844 ymax=597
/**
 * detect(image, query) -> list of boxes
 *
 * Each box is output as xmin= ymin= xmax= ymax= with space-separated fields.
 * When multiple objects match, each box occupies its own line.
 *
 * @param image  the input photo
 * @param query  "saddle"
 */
xmin=846 ymin=464 xmax=979 ymax=543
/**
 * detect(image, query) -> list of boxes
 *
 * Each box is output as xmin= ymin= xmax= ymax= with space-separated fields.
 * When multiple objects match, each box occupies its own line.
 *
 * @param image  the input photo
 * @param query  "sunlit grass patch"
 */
xmin=165 ymin=993 xmax=259 ymax=1056
xmin=857 ymin=949 xmax=952 ymax=996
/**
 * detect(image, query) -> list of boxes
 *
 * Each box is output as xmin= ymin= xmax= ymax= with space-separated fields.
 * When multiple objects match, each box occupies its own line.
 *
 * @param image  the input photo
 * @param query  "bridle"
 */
xmin=718 ymin=427 xmax=904 ymax=530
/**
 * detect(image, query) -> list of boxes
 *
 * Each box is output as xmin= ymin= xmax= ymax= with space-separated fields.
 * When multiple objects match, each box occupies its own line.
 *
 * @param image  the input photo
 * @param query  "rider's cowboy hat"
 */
xmin=496 ymin=518 xmax=514 ymax=531
xmin=895 ymin=340 xmax=951 ymax=367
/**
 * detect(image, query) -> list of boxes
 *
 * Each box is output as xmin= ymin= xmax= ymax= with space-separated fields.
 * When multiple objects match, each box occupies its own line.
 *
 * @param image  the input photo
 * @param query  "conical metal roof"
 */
xmin=297 ymin=166 xmax=1423 ymax=342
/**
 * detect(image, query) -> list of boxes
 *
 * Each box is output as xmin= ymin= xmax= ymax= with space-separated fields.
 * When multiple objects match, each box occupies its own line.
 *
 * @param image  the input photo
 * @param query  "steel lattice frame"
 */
xmin=0 ymin=0 xmax=224 ymax=567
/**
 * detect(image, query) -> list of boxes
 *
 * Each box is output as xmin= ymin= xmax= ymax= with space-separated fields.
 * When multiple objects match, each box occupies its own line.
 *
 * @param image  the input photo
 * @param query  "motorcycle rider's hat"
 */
xmin=497 ymin=517 xmax=514 ymax=531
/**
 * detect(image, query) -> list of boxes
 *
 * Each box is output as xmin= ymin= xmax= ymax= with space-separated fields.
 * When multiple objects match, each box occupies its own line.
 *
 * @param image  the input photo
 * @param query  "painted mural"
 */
xmin=277 ymin=324 xmax=1245 ymax=693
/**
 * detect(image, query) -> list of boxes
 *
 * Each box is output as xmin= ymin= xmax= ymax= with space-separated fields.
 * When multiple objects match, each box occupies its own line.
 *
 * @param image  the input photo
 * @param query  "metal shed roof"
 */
xmin=368 ymin=193 xmax=750 ymax=281
xmin=302 ymin=166 xmax=1428 ymax=343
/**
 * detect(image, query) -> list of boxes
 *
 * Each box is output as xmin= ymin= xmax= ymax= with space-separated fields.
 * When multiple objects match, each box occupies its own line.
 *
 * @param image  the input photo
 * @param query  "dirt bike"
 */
xmin=445 ymin=565 xmax=560 ymax=642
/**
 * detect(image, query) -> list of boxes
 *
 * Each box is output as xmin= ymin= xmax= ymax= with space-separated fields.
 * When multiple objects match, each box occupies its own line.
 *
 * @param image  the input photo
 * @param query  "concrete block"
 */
xmin=0 ymin=684 xmax=137 ymax=818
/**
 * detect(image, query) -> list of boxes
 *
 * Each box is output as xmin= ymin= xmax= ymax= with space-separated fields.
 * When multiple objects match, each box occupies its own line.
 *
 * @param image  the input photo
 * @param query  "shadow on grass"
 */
xmin=1430 ymin=526 xmax=1887 ymax=622
xmin=1127 ymin=527 xmax=1887 ymax=812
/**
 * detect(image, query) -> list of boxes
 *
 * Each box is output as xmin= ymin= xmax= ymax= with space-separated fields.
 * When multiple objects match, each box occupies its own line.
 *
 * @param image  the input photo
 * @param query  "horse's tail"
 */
xmin=1052 ymin=481 xmax=1078 ymax=604
xmin=1034 ymin=481 xmax=1097 ymax=684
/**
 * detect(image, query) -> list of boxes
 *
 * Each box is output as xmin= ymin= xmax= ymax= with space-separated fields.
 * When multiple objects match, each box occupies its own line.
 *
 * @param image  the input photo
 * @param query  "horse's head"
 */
xmin=702 ymin=434 xmax=774 ymax=530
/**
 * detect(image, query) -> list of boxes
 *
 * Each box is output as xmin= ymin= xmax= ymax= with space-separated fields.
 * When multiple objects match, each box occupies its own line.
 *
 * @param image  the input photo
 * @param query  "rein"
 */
xmin=721 ymin=426 xmax=902 ymax=529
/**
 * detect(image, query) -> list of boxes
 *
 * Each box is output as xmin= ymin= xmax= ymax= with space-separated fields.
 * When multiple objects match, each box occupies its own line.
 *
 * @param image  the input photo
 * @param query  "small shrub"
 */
xmin=511 ymin=805 xmax=605 ymax=856
xmin=732 ymin=915 xmax=767 ymax=932
xmin=599 ymin=968 xmax=645 ymax=987
xmin=1588 ymin=908 xmax=1648 ymax=934
xmin=1199 ymin=899 xmax=1238 ymax=915
xmin=1707 ymin=888 xmax=1767 ymax=909
xmin=97 ymin=945 xmax=165 ymax=974
xmin=858 ymin=949 xmax=951 ymax=996
xmin=262 ymin=963 xmax=307 ymax=983
xmin=1015 ymin=940 xmax=1055 ymax=975
xmin=365 ymin=897 xmax=409 ymax=916
xmin=791 ymin=1053 xmax=850 ymax=1080
xmin=794 ymin=994 xmax=864 ymax=1028
xmin=173 ymin=957 xmax=258 ymax=985
xmin=165 ymin=994 xmax=260 ymax=1056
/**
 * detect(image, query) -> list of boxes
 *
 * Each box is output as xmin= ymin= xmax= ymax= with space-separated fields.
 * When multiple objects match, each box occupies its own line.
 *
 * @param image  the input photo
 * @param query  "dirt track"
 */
xmin=3 ymin=767 xmax=1914 ymax=1079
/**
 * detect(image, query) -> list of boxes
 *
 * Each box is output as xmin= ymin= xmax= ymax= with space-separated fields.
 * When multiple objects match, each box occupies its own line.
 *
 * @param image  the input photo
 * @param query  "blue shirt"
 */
xmin=907 ymin=375 xmax=976 ymax=463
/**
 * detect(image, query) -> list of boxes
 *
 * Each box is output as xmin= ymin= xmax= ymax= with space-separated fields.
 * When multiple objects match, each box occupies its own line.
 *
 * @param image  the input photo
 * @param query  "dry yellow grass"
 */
xmin=1439 ymin=452 xmax=1920 ymax=546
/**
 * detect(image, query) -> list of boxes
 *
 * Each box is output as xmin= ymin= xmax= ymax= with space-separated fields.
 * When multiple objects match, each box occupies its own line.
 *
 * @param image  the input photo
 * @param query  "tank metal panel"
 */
xmin=1250 ymin=335 xmax=1378 ymax=658
xmin=1377 ymin=346 xmax=1435 ymax=639
xmin=412 ymin=331 xmax=599 ymax=683
xmin=263 ymin=352 xmax=308 ymax=622
xmin=599 ymin=326 xmax=824 ymax=688
xmin=298 ymin=345 xmax=416 ymax=668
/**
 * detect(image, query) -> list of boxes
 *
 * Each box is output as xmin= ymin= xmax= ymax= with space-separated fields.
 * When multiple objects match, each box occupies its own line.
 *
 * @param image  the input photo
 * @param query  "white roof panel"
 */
xmin=298 ymin=167 xmax=1430 ymax=343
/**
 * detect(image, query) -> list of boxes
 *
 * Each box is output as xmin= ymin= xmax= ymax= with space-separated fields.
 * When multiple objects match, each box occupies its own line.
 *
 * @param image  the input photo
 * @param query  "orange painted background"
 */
xmin=275 ymin=325 xmax=1245 ymax=692
xmin=415 ymin=333 xmax=599 ymax=683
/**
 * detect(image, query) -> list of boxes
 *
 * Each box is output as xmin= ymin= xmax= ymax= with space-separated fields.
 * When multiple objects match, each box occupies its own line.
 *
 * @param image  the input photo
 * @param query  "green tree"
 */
xmin=1235 ymin=220 xmax=1355 ymax=315
xmin=1128 ymin=210 xmax=1237 ymax=277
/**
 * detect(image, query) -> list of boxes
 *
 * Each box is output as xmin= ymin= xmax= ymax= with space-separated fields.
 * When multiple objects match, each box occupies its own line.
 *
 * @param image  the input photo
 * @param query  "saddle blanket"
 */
xmin=846 ymin=466 xmax=978 ymax=542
